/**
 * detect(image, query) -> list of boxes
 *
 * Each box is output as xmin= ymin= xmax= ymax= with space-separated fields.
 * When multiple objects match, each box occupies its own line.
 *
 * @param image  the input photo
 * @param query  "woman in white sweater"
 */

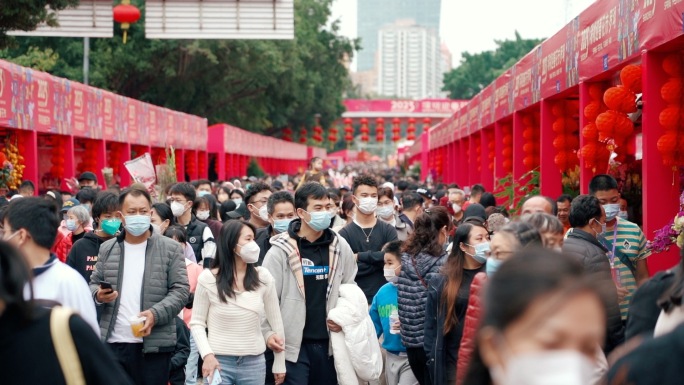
xmin=191 ymin=220 xmax=286 ymax=385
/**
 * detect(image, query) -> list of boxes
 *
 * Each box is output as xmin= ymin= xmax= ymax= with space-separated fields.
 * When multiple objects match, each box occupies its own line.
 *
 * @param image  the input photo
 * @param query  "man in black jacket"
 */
xmin=562 ymin=194 xmax=624 ymax=354
xmin=168 ymin=182 xmax=215 ymax=266
xmin=255 ymin=191 xmax=297 ymax=265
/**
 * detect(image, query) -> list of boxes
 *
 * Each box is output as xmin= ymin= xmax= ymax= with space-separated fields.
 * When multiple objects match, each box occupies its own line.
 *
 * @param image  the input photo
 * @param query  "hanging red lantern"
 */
xmin=582 ymin=123 xmax=599 ymax=141
xmin=588 ymin=84 xmax=604 ymax=101
xmin=584 ymin=101 xmax=603 ymax=121
xmin=595 ymin=110 xmax=634 ymax=146
xmin=360 ymin=118 xmax=369 ymax=135
xmin=620 ymin=64 xmax=643 ymax=94
xmin=603 ymin=86 xmax=637 ymax=113
xmin=662 ymin=54 xmax=683 ymax=77
xmin=345 ymin=133 xmax=354 ymax=143
xmin=113 ymin=0 xmax=141 ymax=44
xmin=376 ymin=118 xmax=385 ymax=142
xmin=299 ymin=127 xmax=308 ymax=144
xmin=552 ymin=117 xmax=578 ymax=134
xmin=660 ymin=78 xmax=684 ymax=104
xmin=328 ymin=127 xmax=338 ymax=144
xmin=552 ymin=135 xmax=580 ymax=150
xmin=282 ymin=127 xmax=293 ymax=142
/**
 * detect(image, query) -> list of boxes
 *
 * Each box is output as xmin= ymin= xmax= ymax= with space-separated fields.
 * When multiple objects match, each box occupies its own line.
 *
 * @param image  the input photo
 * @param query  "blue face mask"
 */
xmin=66 ymin=219 xmax=78 ymax=232
xmin=273 ymin=218 xmax=293 ymax=234
xmin=304 ymin=210 xmax=331 ymax=232
xmin=198 ymin=191 xmax=210 ymax=197
xmin=232 ymin=198 xmax=243 ymax=205
xmin=124 ymin=215 xmax=151 ymax=236
xmin=465 ymin=241 xmax=490 ymax=264
xmin=486 ymin=257 xmax=503 ymax=277
xmin=603 ymin=203 xmax=621 ymax=222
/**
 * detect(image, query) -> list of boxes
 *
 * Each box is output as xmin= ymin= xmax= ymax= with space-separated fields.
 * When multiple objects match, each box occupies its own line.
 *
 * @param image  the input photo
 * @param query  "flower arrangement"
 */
xmin=647 ymin=190 xmax=684 ymax=253
xmin=0 ymin=151 xmax=13 ymax=189
xmin=0 ymin=137 xmax=25 ymax=190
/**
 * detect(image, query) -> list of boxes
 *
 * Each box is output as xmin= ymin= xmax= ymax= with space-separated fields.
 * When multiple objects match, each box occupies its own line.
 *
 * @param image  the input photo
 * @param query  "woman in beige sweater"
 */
xmin=191 ymin=220 xmax=286 ymax=385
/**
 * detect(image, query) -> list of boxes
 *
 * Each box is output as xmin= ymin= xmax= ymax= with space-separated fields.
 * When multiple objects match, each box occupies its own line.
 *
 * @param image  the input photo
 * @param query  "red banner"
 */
xmin=578 ymin=0 xmax=620 ymax=79
xmin=479 ymin=84 xmax=495 ymax=128
xmin=539 ymin=21 xmax=581 ymax=98
xmin=468 ymin=95 xmax=480 ymax=135
xmin=458 ymin=107 xmax=469 ymax=140
xmin=638 ymin=0 xmax=684 ymax=57
xmin=343 ymin=99 xmax=467 ymax=115
xmin=513 ymin=51 xmax=536 ymax=110
xmin=494 ymin=70 xmax=513 ymax=121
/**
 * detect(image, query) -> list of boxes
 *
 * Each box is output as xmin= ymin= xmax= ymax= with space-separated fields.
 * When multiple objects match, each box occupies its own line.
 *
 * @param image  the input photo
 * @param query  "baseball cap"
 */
xmin=416 ymin=188 xmax=432 ymax=199
xmin=78 ymin=171 xmax=98 ymax=182
xmin=226 ymin=203 xmax=250 ymax=219
xmin=272 ymin=180 xmax=284 ymax=190
xmin=61 ymin=198 xmax=81 ymax=212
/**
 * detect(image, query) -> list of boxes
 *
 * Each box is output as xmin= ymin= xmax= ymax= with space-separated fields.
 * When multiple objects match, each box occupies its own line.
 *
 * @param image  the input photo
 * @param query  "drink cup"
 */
xmin=389 ymin=310 xmax=400 ymax=335
xmin=129 ymin=316 xmax=146 ymax=337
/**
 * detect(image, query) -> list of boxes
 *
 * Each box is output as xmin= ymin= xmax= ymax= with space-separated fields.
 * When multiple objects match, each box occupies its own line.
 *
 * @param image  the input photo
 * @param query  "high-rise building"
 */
xmin=377 ymin=20 xmax=440 ymax=99
xmin=356 ymin=0 xmax=441 ymax=72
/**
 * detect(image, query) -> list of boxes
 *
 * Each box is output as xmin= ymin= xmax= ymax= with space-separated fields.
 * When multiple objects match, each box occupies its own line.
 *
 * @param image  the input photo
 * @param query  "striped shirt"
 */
xmin=601 ymin=218 xmax=650 ymax=320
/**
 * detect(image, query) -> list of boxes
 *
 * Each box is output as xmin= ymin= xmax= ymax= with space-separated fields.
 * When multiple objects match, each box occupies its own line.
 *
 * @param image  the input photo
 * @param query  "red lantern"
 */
xmin=582 ymin=123 xmax=599 ymax=141
xmin=603 ymin=86 xmax=637 ymax=113
xmin=661 ymin=78 xmax=684 ymax=104
xmin=113 ymin=0 xmax=141 ymax=44
xmin=345 ymin=133 xmax=354 ymax=143
xmin=662 ymin=54 xmax=683 ymax=77
xmin=584 ymin=101 xmax=603 ymax=121
xmin=620 ymin=64 xmax=643 ymax=94
xmin=299 ymin=127 xmax=308 ymax=144
xmin=588 ymin=84 xmax=604 ymax=101
xmin=595 ymin=110 xmax=633 ymax=145
xmin=360 ymin=118 xmax=369 ymax=134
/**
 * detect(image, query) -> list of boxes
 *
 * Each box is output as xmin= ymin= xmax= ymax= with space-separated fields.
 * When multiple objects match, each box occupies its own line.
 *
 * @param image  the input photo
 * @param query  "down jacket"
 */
xmin=327 ymin=284 xmax=383 ymax=384
xmin=456 ymin=272 xmax=487 ymax=385
xmin=562 ymin=228 xmax=624 ymax=354
xmin=397 ymin=251 xmax=448 ymax=348
xmin=89 ymin=228 xmax=190 ymax=353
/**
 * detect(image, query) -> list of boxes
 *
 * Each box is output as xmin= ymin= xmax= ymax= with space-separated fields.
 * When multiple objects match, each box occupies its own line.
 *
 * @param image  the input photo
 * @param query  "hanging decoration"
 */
xmin=77 ymin=140 xmax=99 ymax=175
xmin=299 ymin=127 xmax=308 ymax=144
xmin=107 ymin=142 xmax=123 ymax=179
xmin=596 ymin=67 xmax=639 ymax=152
xmin=50 ymin=136 xmax=66 ymax=181
xmin=343 ymin=118 xmax=354 ymax=144
xmin=360 ymin=118 xmax=370 ymax=143
xmin=375 ymin=118 xmax=385 ymax=142
xmin=282 ymin=127 xmax=293 ymax=142
xmin=327 ymin=126 xmax=338 ymax=145
xmin=312 ymin=125 xmax=323 ymax=143
xmin=522 ymin=113 xmax=540 ymax=169
xmin=657 ymin=53 xmax=684 ymax=169
xmin=487 ymin=131 xmax=495 ymax=171
xmin=552 ymin=100 xmax=580 ymax=172
xmin=1 ymin=135 xmax=24 ymax=190
xmin=579 ymin=83 xmax=611 ymax=172
xmin=620 ymin=64 xmax=643 ymax=94
xmin=501 ymin=123 xmax=513 ymax=173
xmin=474 ymin=135 xmax=482 ymax=173
xmin=197 ymin=153 xmax=207 ymax=178
xmin=113 ymin=0 xmax=141 ymax=44
xmin=185 ymin=153 xmax=197 ymax=178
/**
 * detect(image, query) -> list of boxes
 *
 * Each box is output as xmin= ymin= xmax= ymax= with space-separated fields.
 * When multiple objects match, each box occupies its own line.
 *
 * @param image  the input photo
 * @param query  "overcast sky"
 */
xmin=331 ymin=0 xmax=596 ymax=71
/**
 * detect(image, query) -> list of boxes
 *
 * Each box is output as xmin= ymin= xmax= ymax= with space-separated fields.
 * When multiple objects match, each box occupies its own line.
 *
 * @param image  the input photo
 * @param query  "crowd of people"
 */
xmin=0 ymin=162 xmax=683 ymax=385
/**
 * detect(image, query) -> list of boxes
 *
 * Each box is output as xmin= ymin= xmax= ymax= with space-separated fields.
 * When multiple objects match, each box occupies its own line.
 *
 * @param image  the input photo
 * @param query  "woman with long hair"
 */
xmin=464 ymin=249 xmax=606 ymax=385
xmin=194 ymin=194 xmax=223 ymax=241
xmin=190 ymin=220 xmax=286 ymax=385
xmin=423 ymin=222 xmax=489 ymax=385
xmin=396 ymin=205 xmax=453 ymax=385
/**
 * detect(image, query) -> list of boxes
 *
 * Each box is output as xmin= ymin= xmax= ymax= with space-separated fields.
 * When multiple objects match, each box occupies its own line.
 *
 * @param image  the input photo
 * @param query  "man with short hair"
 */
xmin=399 ymin=192 xmax=423 ymax=229
xmin=448 ymin=189 xmax=466 ymax=224
xmin=18 ymin=180 xmax=35 ymax=197
xmin=590 ymin=174 xmax=651 ymax=321
xmin=79 ymin=171 xmax=99 ymax=189
xmin=244 ymin=182 xmax=274 ymax=230
xmin=168 ymin=182 xmax=215 ymax=266
xmin=463 ymin=183 xmax=485 ymax=210
xmin=262 ymin=182 xmax=357 ymax=385
xmin=90 ymin=188 xmax=189 ymax=385
xmin=339 ymin=175 xmax=399 ymax=303
xmin=3 ymin=197 xmax=99 ymax=334
xmin=76 ymin=187 xmax=98 ymax=212
xmin=255 ymin=191 xmax=297 ymax=265
xmin=556 ymin=194 xmax=573 ymax=233
xmin=520 ymin=195 xmax=556 ymax=216
xmin=195 ymin=179 xmax=212 ymax=197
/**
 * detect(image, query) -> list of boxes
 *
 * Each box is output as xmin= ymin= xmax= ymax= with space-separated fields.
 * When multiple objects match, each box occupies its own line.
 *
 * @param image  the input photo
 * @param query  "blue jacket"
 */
xmin=369 ymin=282 xmax=406 ymax=354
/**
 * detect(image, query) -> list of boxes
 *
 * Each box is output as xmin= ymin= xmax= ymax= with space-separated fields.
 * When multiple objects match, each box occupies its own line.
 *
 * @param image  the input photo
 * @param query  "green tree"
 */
xmin=442 ymin=31 xmax=543 ymax=99
xmin=0 ymin=0 xmax=357 ymax=136
xmin=0 ymin=0 xmax=79 ymax=49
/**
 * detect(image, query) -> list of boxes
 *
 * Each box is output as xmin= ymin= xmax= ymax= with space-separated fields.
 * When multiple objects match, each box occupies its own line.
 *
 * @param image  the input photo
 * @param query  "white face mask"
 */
xmin=384 ymin=267 xmax=399 ymax=283
xmin=376 ymin=205 xmax=394 ymax=219
xmin=491 ymin=350 xmax=596 ymax=385
xmin=237 ymin=241 xmax=260 ymax=264
xmin=258 ymin=205 xmax=269 ymax=222
xmin=171 ymin=201 xmax=187 ymax=217
xmin=196 ymin=210 xmax=210 ymax=221
xmin=452 ymin=203 xmax=462 ymax=214
xmin=356 ymin=197 xmax=378 ymax=215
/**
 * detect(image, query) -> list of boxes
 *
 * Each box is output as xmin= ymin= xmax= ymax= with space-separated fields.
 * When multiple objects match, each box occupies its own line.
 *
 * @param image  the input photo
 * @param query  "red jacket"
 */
xmin=456 ymin=272 xmax=487 ymax=385
xmin=54 ymin=232 xmax=73 ymax=263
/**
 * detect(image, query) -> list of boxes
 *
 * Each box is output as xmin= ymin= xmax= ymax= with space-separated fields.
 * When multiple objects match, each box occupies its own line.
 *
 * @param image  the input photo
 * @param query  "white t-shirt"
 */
xmin=25 ymin=258 xmax=99 ymax=335
xmin=108 ymin=240 xmax=147 ymax=343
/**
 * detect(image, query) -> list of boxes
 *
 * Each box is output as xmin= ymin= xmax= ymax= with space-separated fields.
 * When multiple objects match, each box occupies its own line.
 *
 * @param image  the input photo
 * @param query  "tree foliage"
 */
xmin=0 ymin=0 xmax=357 ymax=135
xmin=442 ymin=31 xmax=543 ymax=99
xmin=0 ymin=0 xmax=79 ymax=49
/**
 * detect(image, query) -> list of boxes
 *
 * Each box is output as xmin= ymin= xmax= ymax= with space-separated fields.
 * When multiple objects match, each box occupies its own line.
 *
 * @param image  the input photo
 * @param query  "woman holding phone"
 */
xmin=190 ymin=220 xmax=286 ymax=385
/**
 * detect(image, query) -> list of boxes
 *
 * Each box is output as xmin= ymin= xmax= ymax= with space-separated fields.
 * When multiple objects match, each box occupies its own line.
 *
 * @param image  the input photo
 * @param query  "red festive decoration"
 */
xmin=552 ymin=100 xmax=580 ymax=173
xmin=299 ymin=127 xmax=308 ymax=144
xmin=360 ymin=118 xmax=369 ymax=142
xmin=657 ymin=54 xmax=684 ymax=168
xmin=328 ymin=127 xmax=338 ymax=144
xmin=661 ymin=78 xmax=684 ymax=104
xmin=662 ymin=54 xmax=683 ymax=77
xmin=282 ymin=127 xmax=293 ymax=142
xmin=603 ymin=86 xmax=637 ymax=113
xmin=620 ymin=64 xmax=643 ymax=93
xmin=50 ymin=136 xmax=66 ymax=179
xmin=582 ymin=123 xmax=599 ymax=141
xmin=595 ymin=110 xmax=634 ymax=147
xmin=584 ymin=101 xmax=603 ymax=121
xmin=113 ymin=0 xmax=141 ymax=44
xmin=376 ymin=118 xmax=385 ymax=142
xmin=579 ymin=142 xmax=611 ymax=172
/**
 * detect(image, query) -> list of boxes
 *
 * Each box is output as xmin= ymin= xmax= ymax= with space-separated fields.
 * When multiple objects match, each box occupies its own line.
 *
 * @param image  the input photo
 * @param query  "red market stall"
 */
xmin=417 ymin=0 xmax=684 ymax=273
xmin=0 ymin=59 xmax=208 ymax=191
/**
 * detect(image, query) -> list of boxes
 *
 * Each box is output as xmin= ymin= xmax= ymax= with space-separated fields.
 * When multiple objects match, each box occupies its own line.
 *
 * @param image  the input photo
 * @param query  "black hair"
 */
xmin=168 ymin=182 xmax=196 ymax=202
xmin=480 ymin=192 xmax=496 ymax=208
xmin=44 ymin=190 xmax=63 ymax=212
xmin=401 ymin=192 xmax=423 ymax=211
xmin=0 ymin=240 xmax=34 ymax=320
xmin=118 ymin=187 xmax=152 ymax=207
xmin=352 ymin=174 xmax=378 ymax=194
xmin=152 ymin=203 xmax=174 ymax=224
xmin=163 ymin=225 xmax=187 ymax=244
xmin=214 ymin=220 xmax=261 ymax=302
xmin=19 ymin=180 xmax=35 ymax=193
xmin=396 ymin=180 xmax=409 ymax=191
xmin=294 ymin=182 xmax=328 ymax=210
xmin=471 ymin=184 xmax=485 ymax=196
xmin=382 ymin=240 xmax=403 ymax=259
xmin=75 ymin=187 xmax=98 ymax=204
xmin=378 ymin=187 xmax=394 ymax=201
xmin=402 ymin=206 xmax=452 ymax=258
xmin=569 ymin=195 xmax=602 ymax=228
xmin=464 ymin=248 xmax=599 ymax=385
xmin=589 ymin=174 xmax=619 ymax=195
xmin=92 ymin=191 xmax=120 ymax=227
xmin=244 ymin=182 xmax=273 ymax=205
xmin=485 ymin=205 xmax=510 ymax=219
xmin=230 ymin=189 xmax=245 ymax=199
xmin=196 ymin=179 xmax=212 ymax=189
xmin=339 ymin=192 xmax=354 ymax=220
xmin=6 ymin=197 xmax=59 ymax=250
xmin=545 ymin=196 xmax=558 ymax=216
xmin=522 ymin=212 xmax=564 ymax=235
xmin=556 ymin=194 xmax=574 ymax=204
xmin=194 ymin=195 xmax=220 ymax=220
xmin=267 ymin=191 xmax=295 ymax=215
xmin=309 ymin=157 xmax=321 ymax=169
xmin=217 ymin=186 xmax=232 ymax=199
xmin=219 ymin=200 xmax=237 ymax=222
xmin=497 ymin=221 xmax=543 ymax=248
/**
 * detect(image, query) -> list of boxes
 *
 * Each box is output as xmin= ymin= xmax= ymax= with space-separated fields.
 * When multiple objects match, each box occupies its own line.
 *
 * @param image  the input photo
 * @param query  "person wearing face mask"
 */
xmin=378 ymin=187 xmax=410 ymax=241
xmin=54 ymin=205 xmax=92 ymax=263
xmin=455 ymin=222 xmax=542 ymax=385
xmin=339 ymin=175 xmax=399 ymax=304
xmin=67 ymin=192 xmax=121 ymax=283
xmin=230 ymin=189 xmax=245 ymax=206
xmin=193 ymin=195 xmax=223 ymax=241
xmin=562 ymin=194 xmax=624 ymax=355
xmin=190 ymin=220 xmax=286 ymax=385
xmin=448 ymin=190 xmax=466 ymax=226
xmin=327 ymin=191 xmax=346 ymax=229
xmin=521 ymin=212 xmax=565 ymax=251
xmin=398 ymin=192 xmax=423 ymax=231
xmin=3 ymin=197 xmax=99 ymax=335
xmin=590 ymin=174 xmax=651 ymax=322
xmin=618 ymin=198 xmax=629 ymax=220
xmin=261 ymin=182 xmax=357 ymax=385
xmin=424 ymin=222 xmax=488 ymax=385
xmin=255 ymin=191 xmax=297 ymax=267
xmin=169 ymin=182 xmax=215 ymax=267
xmin=194 ymin=179 xmax=213 ymax=198
xmin=244 ymin=182 xmax=274 ymax=230
xmin=369 ymin=241 xmax=419 ymax=385
xmin=396 ymin=206 xmax=451 ymax=385
xmin=463 ymin=249 xmax=609 ymax=385
xmin=89 ymin=187 xmax=189 ymax=385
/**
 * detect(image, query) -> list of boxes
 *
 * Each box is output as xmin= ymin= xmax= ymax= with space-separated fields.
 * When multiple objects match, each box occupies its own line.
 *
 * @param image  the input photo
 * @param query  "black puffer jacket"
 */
xmin=397 ymin=251 xmax=447 ymax=348
xmin=563 ymin=228 xmax=624 ymax=353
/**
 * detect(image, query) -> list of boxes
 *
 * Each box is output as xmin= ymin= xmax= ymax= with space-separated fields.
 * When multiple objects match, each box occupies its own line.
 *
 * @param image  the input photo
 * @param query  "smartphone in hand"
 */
xmin=100 ymin=281 xmax=113 ymax=292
